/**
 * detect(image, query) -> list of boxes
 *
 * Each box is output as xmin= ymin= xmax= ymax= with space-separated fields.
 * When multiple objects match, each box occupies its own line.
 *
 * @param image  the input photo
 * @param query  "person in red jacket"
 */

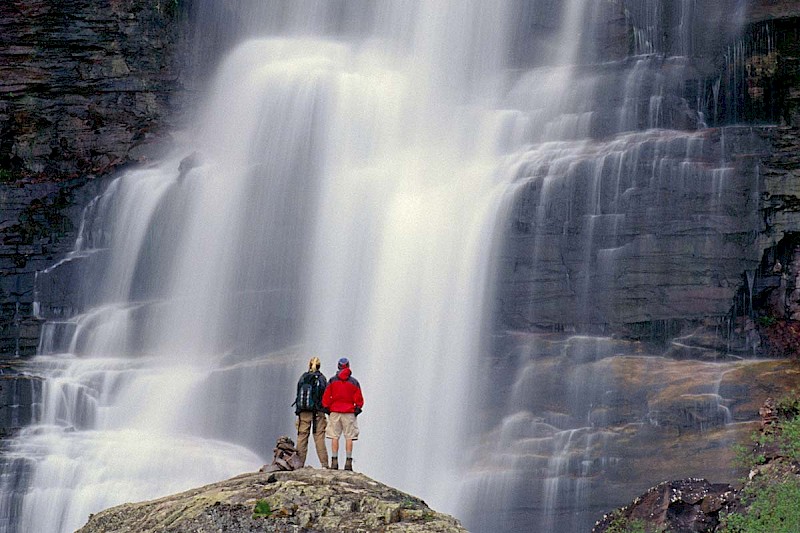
xmin=322 ymin=357 xmax=364 ymax=471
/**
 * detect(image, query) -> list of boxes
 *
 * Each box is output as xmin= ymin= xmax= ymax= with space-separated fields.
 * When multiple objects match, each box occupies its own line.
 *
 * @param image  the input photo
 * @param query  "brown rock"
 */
xmin=592 ymin=478 xmax=736 ymax=533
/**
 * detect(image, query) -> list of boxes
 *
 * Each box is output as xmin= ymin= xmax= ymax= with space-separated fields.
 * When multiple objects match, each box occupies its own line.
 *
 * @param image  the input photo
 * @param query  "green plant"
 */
xmin=722 ymin=392 xmax=800 ymax=531
xmin=721 ymin=477 xmax=800 ymax=532
xmin=252 ymin=499 xmax=272 ymax=519
xmin=400 ymin=497 xmax=416 ymax=509
xmin=778 ymin=416 xmax=800 ymax=460
xmin=733 ymin=440 xmax=767 ymax=467
xmin=775 ymin=391 xmax=800 ymax=419
xmin=0 ymin=169 xmax=14 ymax=183
xmin=604 ymin=512 xmax=649 ymax=533
xmin=757 ymin=315 xmax=778 ymax=327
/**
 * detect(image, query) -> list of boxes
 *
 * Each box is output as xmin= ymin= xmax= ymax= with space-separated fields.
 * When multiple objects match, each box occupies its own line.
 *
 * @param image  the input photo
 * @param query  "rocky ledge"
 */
xmin=593 ymin=398 xmax=800 ymax=532
xmin=76 ymin=469 xmax=467 ymax=533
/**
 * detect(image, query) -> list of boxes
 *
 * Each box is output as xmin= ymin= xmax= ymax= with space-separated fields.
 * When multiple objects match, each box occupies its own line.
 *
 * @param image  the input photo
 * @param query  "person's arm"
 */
xmin=353 ymin=381 xmax=364 ymax=416
xmin=322 ymin=382 xmax=332 ymax=411
xmin=353 ymin=387 xmax=364 ymax=409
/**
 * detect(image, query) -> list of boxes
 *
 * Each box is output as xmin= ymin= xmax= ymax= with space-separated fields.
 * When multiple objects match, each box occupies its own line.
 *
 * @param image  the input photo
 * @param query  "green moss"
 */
xmin=775 ymin=391 xmax=800 ymax=419
xmin=603 ymin=512 xmax=662 ymax=533
xmin=252 ymin=498 xmax=272 ymax=519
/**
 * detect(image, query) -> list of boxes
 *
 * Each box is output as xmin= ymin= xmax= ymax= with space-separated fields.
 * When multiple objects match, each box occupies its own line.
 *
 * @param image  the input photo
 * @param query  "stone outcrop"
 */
xmin=76 ymin=469 xmax=467 ymax=533
xmin=592 ymin=478 xmax=737 ymax=533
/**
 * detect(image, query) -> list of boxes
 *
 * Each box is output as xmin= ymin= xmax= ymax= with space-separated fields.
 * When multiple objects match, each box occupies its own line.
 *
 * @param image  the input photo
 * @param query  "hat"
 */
xmin=337 ymin=357 xmax=350 ymax=369
xmin=308 ymin=357 xmax=321 ymax=371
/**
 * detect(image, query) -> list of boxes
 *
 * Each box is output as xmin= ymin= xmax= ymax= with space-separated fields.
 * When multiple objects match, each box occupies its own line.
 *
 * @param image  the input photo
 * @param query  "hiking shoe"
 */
xmin=344 ymin=458 xmax=353 ymax=471
xmin=329 ymin=458 xmax=338 ymax=470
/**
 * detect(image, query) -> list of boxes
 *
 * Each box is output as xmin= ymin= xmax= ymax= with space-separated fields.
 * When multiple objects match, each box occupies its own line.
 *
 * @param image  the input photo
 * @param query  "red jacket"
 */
xmin=322 ymin=367 xmax=364 ymax=414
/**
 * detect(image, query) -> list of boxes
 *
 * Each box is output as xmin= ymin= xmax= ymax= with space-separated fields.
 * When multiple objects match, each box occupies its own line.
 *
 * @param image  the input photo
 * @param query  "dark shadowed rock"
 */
xmin=592 ymin=478 xmax=737 ymax=533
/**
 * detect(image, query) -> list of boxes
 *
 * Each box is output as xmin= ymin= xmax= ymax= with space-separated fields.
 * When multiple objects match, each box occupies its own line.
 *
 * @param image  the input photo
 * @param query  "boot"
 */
xmin=329 ymin=457 xmax=338 ymax=470
xmin=344 ymin=458 xmax=353 ymax=471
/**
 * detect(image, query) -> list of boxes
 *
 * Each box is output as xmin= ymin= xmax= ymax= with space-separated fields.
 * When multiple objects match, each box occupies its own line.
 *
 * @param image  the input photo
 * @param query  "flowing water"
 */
xmin=0 ymin=2 xmax=762 ymax=532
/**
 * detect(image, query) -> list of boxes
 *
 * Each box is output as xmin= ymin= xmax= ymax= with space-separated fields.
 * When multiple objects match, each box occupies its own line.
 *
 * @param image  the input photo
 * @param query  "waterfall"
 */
xmin=0 ymin=2 xmax=764 ymax=533
xmin=1 ymin=3 xmax=518 ymax=532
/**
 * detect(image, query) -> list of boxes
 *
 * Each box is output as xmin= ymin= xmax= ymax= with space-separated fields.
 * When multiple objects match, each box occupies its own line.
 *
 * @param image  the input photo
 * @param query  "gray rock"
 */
xmin=76 ymin=469 xmax=467 ymax=533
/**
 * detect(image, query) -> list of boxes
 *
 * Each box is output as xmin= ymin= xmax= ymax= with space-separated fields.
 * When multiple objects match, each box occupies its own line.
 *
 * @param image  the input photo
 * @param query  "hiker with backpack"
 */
xmin=293 ymin=357 xmax=328 ymax=468
xmin=322 ymin=357 xmax=364 ymax=471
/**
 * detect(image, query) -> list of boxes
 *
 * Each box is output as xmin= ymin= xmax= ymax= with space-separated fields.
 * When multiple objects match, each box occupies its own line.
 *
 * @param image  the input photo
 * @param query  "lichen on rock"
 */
xmin=76 ymin=469 xmax=467 ymax=533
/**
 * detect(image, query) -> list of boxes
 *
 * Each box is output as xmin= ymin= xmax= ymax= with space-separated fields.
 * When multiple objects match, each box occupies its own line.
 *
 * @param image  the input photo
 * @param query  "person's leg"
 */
xmin=296 ymin=412 xmax=311 ymax=465
xmin=325 ymin=412 xmax=342 ymax=469
xmin=343 ymin=413 xmax=358 ymax=471
xmin=313 ymin=413 xmax=329 ymax=467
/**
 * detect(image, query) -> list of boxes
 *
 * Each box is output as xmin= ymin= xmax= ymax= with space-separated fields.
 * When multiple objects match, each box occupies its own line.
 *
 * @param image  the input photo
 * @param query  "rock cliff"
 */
xmin=0 ymin=0 xmax=194 ymax=440
xmin=76 ymin=469 xmax=467 ymax=533
xmin=0 ymin=0 xmax=191 ymax=180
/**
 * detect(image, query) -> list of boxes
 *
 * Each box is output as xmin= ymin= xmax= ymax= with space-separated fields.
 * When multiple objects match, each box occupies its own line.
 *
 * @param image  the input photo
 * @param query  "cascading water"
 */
xmin=0 ymin=1 xmax=771 ymax=532
xmin=459 ymin=1 xmax=768 ymax=532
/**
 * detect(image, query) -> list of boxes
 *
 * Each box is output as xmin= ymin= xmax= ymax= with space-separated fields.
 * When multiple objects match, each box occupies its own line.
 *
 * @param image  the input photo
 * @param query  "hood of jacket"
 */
xmin=337 ymin=367 xmax=351 ymax=381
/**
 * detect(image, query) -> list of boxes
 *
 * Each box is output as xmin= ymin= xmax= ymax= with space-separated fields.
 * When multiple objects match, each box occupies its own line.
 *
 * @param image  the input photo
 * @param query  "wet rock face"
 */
xmin=76 ymin=469 xmax=467 ymax=533
xmin=0 ymin=0 xmax=192 ymax=359
xmin=0 ymin=0 xmax=191 ymax=179
xmin=463 ymin=330 xmax=800 ymax=533
xmin=1 ymin=177 xmax=110 ymax=357
xmin=496 ymin=126 xmax=767 ymax=331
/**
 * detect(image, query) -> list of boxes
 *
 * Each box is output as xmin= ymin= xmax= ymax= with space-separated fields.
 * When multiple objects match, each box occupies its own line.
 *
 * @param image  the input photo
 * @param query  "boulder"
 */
xmin=592 ymin=478 xmax=736 ymax=533
xmin=76 ymin=469 xmax=467 ymax=533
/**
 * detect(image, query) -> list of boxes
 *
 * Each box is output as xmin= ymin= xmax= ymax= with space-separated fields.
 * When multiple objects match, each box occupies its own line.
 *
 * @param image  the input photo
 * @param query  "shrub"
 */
xmin=775 ymin=392 xmax=800 ymax=419
xmin=721 ymin=477 xmax=800 ymax=533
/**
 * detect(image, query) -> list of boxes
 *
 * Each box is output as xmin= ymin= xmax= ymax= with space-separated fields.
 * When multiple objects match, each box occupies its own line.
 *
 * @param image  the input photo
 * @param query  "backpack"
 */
xmin=294 ymin=372 xmax=323 ymax=412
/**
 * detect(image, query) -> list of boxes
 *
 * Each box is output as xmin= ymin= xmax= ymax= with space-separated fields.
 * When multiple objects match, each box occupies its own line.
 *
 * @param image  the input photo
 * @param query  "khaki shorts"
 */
xmin=325 ymin=412 xmax=359 ymax=440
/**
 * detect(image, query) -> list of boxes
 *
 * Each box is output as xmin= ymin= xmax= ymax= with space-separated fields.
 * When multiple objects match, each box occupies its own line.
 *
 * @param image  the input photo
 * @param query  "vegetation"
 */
xmin=251 ymin=498 xmax=272 ymax=519
xmin=756 ymin=315 xmax=778 ymax=328
xmin=720 ymin=391 xmax=800 ymax=533
xmin=603 ymin=512 xmax=661 ymax=533
xmin=0 ymin=168 xmax=15 ymax=183
xmin=721 ymin=477 xmax=800 ymax=533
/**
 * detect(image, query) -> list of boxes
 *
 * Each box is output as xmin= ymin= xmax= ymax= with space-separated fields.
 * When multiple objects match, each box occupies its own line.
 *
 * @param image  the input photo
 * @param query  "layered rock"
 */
xmin=496 ymin=126 xmax=768 ymax=332
xmin=0 ymin=0 xmax=192 ymax=361
xmin=76 ymin=469 xmax=467 ymax=533
xmin=0 ymin=0 xmax=191 ymax=179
